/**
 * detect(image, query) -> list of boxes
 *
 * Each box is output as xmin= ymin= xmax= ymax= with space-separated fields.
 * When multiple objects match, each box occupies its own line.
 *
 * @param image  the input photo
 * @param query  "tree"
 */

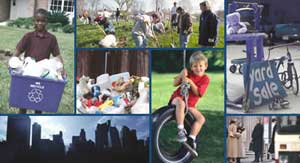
xmin=115 ymin=0 xmax=134 ymax=12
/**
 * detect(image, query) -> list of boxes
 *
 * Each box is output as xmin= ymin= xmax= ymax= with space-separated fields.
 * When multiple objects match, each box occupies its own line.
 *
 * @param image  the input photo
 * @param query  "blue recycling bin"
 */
xmin=9 ymin=74 xmax=66 ymax=112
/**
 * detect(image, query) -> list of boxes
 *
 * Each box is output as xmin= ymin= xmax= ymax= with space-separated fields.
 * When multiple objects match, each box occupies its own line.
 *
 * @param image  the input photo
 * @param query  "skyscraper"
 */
xmin=79 ymin=128 xmax=86 ymax=142
xmin=121 ymin=126 xmax=138 ymax=151
xmin=109 ymin=126 xmax=121 ymax=150
xmin=6 ymin=116 xmax=31 ymax=152
xmin=95 ymin=121 xmax=110 ymax=151
xmin=32 ymin=122 xmax=41 ymax=150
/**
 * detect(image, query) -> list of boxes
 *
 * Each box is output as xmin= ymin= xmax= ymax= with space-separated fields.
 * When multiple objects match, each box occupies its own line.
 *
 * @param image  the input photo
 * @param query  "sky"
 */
xmin=0 ymin=116 xmax=149 ymax=145
xmin=83 ymin=0 xmax=224 ymax=13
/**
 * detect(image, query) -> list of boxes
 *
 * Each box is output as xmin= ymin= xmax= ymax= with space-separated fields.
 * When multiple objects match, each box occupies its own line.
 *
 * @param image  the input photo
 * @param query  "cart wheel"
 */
xmin=239 ymin=65 xmax=243 ymax=74
xmin=230 ymin=65 xmax=237 ymax=73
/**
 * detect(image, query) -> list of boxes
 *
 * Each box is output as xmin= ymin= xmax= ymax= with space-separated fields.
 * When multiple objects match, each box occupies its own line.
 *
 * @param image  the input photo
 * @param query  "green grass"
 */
xmin=77 ymin=20 xmax=224 ymax=48
xmin=0 ymin=26 xmax=74 ymax=114
xmin=152 ymin=72 xmax=224 ymax=163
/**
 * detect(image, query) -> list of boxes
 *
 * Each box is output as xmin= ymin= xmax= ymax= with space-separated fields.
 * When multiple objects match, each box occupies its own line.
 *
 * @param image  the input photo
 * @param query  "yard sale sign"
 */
xmin=243 ymin=60 xmax=287 ymax=108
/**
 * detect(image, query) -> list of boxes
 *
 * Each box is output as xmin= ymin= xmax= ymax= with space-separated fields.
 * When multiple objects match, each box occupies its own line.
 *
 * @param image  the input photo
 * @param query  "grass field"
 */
xmin=77 ymin=19 xmax=224 ymax=48
xmin=152 ymin=72 xmax=224 ymax=163
xmin=0 ymin=26 xmax=74 ymax=114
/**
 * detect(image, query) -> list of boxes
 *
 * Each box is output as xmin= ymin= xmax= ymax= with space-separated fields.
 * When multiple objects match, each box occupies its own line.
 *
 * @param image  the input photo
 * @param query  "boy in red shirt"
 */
xmin=14 ymin=8 xmax=65 ymax=114
xmin=169 ymin=51 xmax=209 ymax=156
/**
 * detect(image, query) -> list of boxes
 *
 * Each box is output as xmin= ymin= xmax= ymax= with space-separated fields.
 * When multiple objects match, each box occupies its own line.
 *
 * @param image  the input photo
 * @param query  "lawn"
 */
xmin=152 ymin=72 xmax=224 ymax=163
xmin=77 ymin=19 xmax=224 ymax=48
xmin=0 ymin=26 xmax=74 ymax=114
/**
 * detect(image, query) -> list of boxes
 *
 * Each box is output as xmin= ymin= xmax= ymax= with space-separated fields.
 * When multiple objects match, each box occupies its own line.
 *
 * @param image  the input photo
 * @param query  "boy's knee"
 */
xmin=173 ymin=97 xmax=184 ymax=106
xmin=177 ymin=101 xmax=185 ymax=110
xmin=200 ymin=116 xmax=206 ymax=125
xmin=197 ymin=115 xmax=205 ymax=125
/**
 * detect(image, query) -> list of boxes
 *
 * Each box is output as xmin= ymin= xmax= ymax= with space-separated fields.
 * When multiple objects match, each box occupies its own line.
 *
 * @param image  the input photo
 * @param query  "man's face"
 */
xmin=200 ymin=5 xmax=205 ymax=12
xmin=152 ymin=17 xmax=159 ymax=23
xmin=34 ymin=13 xmax=47 ymax=32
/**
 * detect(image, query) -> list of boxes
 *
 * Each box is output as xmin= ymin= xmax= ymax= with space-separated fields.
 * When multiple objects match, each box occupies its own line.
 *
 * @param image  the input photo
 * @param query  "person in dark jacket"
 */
xmin=251 ymin=118 xmax=264 ymax=163
xmin=116 ymin=8 xmax=120 ymax=23
xmin=176 ymin=7 xmax=192 ymax=48
xmin=198 ymin=1 xmax=218 ymax=47
xmin=268 ymin=118 xmax=277 ymax=160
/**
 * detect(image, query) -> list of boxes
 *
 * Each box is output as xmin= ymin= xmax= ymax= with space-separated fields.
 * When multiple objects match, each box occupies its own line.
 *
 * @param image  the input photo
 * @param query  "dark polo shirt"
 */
xmin=16 ymin=31 xmax=60 ymax=61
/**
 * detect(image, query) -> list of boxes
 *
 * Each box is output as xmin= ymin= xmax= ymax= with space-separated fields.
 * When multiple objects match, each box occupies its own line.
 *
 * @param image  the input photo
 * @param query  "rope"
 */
xmin=181 ymin=50 xmax=189 ymax=115
xmin=183 ymin=50 xmax=186 ymax=69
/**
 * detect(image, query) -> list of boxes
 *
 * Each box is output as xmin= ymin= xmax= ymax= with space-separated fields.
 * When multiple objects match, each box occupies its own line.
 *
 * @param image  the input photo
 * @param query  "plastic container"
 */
xmin=9 ymin=74 xmax=66 ymax=112
xmin=109 ymin=72 xmax=130 ymax=85
xmin=96 ymin=73 xmax=110 ymax=89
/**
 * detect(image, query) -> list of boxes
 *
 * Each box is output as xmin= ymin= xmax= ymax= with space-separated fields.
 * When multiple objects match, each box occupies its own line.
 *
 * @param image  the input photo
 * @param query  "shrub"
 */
xmin=47 ymin=10 xmax=69 ymax=26
xmin=7 ymin=21 xmax=15 ymax=27
xmin=62 ymin=24 xmax=74 ymax=33
xmin=9 ymin=17 xmax=33 ymax=28
xmin=47 ymin=23 xmax=62 ymax=32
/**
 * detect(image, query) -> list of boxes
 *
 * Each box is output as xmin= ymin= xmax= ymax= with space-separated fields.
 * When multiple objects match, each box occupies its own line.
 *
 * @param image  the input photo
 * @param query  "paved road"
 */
xmin=227 ymin=44 xmax=300 ymax=114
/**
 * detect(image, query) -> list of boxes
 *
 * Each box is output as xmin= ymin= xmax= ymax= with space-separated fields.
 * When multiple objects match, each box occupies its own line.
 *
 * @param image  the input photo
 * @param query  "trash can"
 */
xmin=9 ymin=74 xmax=67 ymax=112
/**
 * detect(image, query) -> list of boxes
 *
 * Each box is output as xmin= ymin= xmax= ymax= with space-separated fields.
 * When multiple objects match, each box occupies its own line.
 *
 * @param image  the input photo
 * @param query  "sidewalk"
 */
xmin=239 ymin=153 xmax=274 ymax=163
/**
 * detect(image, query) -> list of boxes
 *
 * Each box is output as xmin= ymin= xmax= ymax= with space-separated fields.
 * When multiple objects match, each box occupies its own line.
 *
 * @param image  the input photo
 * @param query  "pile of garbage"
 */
xmin=76 ymin=72 xmax=149 ymax=114
xmin=8 ymin=56 xmax=64 ymax=81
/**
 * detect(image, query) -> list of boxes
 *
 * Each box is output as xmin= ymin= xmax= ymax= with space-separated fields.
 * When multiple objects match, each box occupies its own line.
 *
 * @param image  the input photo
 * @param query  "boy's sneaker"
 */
xmin=177 ymin=129 xmax=187 ymax=142
xmin=183 ymin=137 xmax=198 ymax=157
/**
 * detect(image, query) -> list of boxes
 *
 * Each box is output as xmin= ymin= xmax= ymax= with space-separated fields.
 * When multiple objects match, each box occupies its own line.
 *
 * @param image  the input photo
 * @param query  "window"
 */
xmin=278 ymin=116 xmax=300 ymax=134
xmin=50 ymin=0 xmax=73 ymax=12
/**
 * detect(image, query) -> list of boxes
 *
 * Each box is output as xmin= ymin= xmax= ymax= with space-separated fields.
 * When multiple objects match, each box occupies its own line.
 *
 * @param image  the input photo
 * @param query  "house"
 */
xmin=0 ymin=0 xmax=74 ymax=23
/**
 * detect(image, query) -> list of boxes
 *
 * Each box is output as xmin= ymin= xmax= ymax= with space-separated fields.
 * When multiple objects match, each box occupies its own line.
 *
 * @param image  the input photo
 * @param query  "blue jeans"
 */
xmin=132 ymin=33 xmax=147 ymax=48
xmin=179 ymin=33 xmax=190 ymax=48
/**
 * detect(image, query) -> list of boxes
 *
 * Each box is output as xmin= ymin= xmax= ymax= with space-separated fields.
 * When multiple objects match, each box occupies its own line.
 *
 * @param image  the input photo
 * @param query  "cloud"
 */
xmin=31 ymin=116 xmax=66 ymax=139
xmin=0 ymin=117 xmax=7 ymax=140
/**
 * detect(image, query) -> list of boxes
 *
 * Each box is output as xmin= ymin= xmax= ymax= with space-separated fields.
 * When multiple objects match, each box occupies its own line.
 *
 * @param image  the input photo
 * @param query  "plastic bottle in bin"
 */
xmin=8 ymin=56 xmax=23 ymax=74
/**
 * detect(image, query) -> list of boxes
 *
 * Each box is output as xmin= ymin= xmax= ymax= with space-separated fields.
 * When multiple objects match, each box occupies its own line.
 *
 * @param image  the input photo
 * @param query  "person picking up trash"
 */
xmin=131 ymin=14 xmax=157 ymax=48
xmin=94 ymin=16 xmax=115 ymax=35
xmin=151 ymin=13 xmax=165 ymax=33
xmin=169 ymin=51 xmax=210 ymax=157
xmin=12 ymin=8 xmax=65 ymax=114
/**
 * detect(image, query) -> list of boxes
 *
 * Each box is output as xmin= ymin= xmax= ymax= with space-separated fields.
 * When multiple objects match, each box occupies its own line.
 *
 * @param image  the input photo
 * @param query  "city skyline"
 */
xmin=0 ymin=116 xmax=149 ymax=145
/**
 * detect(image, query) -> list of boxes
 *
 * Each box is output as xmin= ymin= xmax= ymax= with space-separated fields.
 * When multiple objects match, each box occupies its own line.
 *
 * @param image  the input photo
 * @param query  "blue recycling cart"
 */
xmin=227 ymin=33 xmax=265 ymax=112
